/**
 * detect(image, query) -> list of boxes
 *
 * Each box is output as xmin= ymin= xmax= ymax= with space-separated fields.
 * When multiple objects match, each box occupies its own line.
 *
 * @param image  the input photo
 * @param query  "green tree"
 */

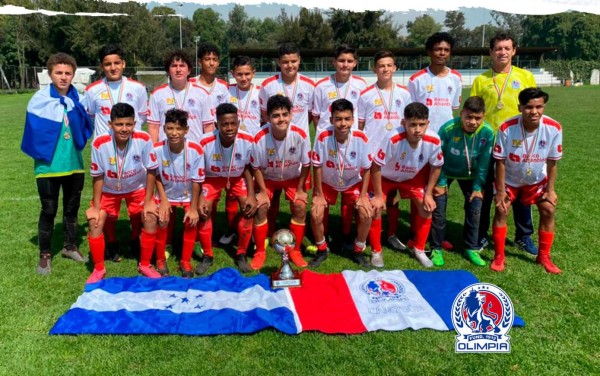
xmin=192 ymin=8 xmax=226 ymax=49
xmin=490 ymin=11 xmax=526 ymax=44
xmin=297 ymin=8 xmax=333 ymax=49
xmin=327 ymin=9 xmax=401 ymax=49
xmin=226 ymin=5 xmax=251 ymax=48
xmin=444 ymin=11 xmax=469 ymax=47
xmin=406 ymin=15 xmax=442 ymax=47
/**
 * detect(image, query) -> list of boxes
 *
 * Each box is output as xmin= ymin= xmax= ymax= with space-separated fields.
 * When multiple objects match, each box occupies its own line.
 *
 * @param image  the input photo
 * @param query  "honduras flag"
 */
xmin=50 ymin=268 xmax=524 ymax=335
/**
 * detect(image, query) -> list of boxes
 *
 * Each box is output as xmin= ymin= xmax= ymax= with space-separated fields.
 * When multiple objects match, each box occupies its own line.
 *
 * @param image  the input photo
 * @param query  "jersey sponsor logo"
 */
xmin=394 ymin=162 xmax=400 ymax=171
xmin=101 ymin=92 xmax=110 ymax=100
xmin=212 ymin=154 xmax=222 ymax=161
xmin=328 ymin=91 xmax=337 ymax=99
xmin=494 ymin=144 xmax=502 ymax=153
xmin=311 ymin=151 xmax=320 ymax=162
xmin=326 ymin=160 xmax=335 ymax=168
xmin=512 ymin=139 xmax=523 ymax=148
xmin=107 ymin=170 xmax=118 ymax=179
xmin=374 ymin=98 xmax=383 ymax=106
xmin=557 ymin=144 xmax=562 ymax=152
xmin=377 ymin=149 xmax=385 ymax=160
xmin=166 ymin=98 xmax=175 ymax=105
xmin=508 ymin=153 xmax=521 ymax=162
xmin=161 ymin=170 xmax=170 ymax=181
xmin=101 ymin=106 xmax=111 ymax=115
xmin=91 ymin=162 xmax=98 ymax=171
xmin=210 ymin=165 xmax=221 ymax=172
xmin=426 ymin=98 xmax=433 ymax=106
xmin=374 ymin=112 xmax=383 ymax=120
xmin=150 ymin=153 xmax=157 ymax=162
xmin=109 ymin=157 xmax=116 ymax=165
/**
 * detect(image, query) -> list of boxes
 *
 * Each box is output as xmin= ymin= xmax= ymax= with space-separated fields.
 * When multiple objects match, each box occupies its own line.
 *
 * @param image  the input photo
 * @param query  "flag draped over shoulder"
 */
xmin=50 ymin=268 xmax=524 ymax=336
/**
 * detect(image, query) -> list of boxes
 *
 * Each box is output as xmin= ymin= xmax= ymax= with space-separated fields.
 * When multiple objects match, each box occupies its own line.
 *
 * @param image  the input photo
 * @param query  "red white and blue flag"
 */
xmin=50 ymin=268 xmax=524 ymax=335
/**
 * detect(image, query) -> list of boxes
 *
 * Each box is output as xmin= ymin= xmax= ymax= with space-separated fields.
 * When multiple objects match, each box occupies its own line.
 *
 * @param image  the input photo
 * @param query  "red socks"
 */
xmin=491 ymin=226 xmax=508 ymax=271
xmin=341 ymin=203 xmax=353 ymax=236
xmin=198 ymin=220 xmax=214 ymax=257
xmin=412 ymin=214 xmax=432 ymax=251
xmin=139 ymin=229 xmax=156 ymax=267
xmin=155 ymin=226 xmax=168 ymax=263
xmin=88 ymin=233 xmax=105 ymax=271
xmin=226 ymin=198 xmax=238 ymax=229
xmin=289 ymin=221 xmax=306 ymax=252
xmin=180 ymin=223 xmax=197 ymax=264
xmin=253 ymin=221 xmax=269 ymax=255
xmin=537 ymin=230 xmax=561 ymax=274
xmin=236 ymin=216 xmax=254 ymax=255
xmin=369 ymin=217 xmax=383 ymax=253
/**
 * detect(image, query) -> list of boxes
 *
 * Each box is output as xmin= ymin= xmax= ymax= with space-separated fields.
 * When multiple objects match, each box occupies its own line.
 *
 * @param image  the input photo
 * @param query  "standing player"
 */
xmin=195 ymin=104 xmax=257 ymax=275
xmin=85 ymin=103 xmax=161 ymax=283
xmin=471 ymin=31 xmax=538 ymax=255
xmin=150 ymin=109 xmax=204 ymax=277
xmin=358 ymin=50 xmax=411 ymax=252
xmin=309 ymin=99 xmax=373 ymax=268
xmin=370 ymin=103 xmax=443 ymax=268
xmin=83 ymin=45 xmax=148 ymax=138
xmin=228 ymin=55 xmax=262 ymax=136
xmin=490 ymin=88 xmax=562 ymax=274
xmin=430 ymin=97 xmax=494 ymax=267
xmin=250 ymin=95 xmax=311 ymax=270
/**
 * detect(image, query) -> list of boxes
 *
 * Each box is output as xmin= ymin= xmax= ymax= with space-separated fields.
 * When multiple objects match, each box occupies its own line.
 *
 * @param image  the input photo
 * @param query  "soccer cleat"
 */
xmin=371 ymin=252 xmax=384 ymax=268
xmin=289 ymin=251 xmax=308 ymax=268
xmin=61 ymin=247 xmax=88 ymax=263
xmin=466 ymin=249 xmax=487 ymax=267
xmin=516 ymin=236 xmax=539 ymax=256
xmin=250 ymin=252 xmax=266 ymax=270
xmin=353 ymin=252 xmax=371 ymax=268
xmin=478 ymin=237 xmax=489 ymax=251
xmin=219 ymin=232 xmax=236 ymax=245
xmin=342 ymin=239 xmax=355 ymax=253
xmin=37 ymin=253 xmax=52 ymax=275
xmin=235 ymin=254 xmax=251 ymax=273
xmin=490 ymin=257 xmax=505 ymax=272
xmin=156 ymin=259 xmax=170 ymax=276
xmin=86 ymin=268 xmax=106 ymax=284
xmin=138 ymin=264 xmax=162 ymax=278
xmin=179 ymin=262 xmax=194 ymax=278
xmin=309 ymin=250 xmax=329 ymax=268
xmin=414 ymin=250 xmax=434 ymax=268
xmin=441 ymin=240 xmax=454 ymax=250
xmin=430 ymin=249 xmax=445 ymax=267
xmin=105 ymin=242 xmax=122 ymax=263
xmin=387 ymin=235 xmax=407 ymax=251
xmin=536 ymin=255 xmax=562 ymax=274
xmin=194 ymin=255 xmax=214 ymax=276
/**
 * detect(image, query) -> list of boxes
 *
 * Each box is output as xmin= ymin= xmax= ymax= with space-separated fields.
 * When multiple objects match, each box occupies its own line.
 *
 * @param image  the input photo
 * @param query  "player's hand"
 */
xmin=433 ymin=185 xmax=447 ymax=197
xmin=256 ymin=191 xmax=270 ymax=209
xmin=311 ymin=195 xmax=327 ymax=218
xmin=184 ymin=208 xmax=199 ymax=227
xmin=371 ymin=194 xmax=385 ymax=217
xmin=198 ymin=198 xmax=209 ymax=220
xmin=294 ymin=189 xmax=308 ymax=205
xmin=243 ymin=195 xmax=258 ymax=217
xmin=423 ymin=194 xmax=436 ymax=212
xmin=86 ymin=207 xmax=101 ymax=228
xmin=355 ymin=194 xmax=373 ymax=218
xmin=469 ymin=191 xmax=484 ymax=202
xmin=158 ymin=201 xmax=171 ymax=224
xmin=542 ymin=190 xmax=558 ymax=206
xmin=495 ymin=191 xmax=510 ymax=214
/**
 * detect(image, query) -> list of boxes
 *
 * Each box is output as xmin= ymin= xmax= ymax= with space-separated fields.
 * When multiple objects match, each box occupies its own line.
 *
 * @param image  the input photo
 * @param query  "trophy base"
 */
xmin=271 ymin=270 xmax=302 ymax=288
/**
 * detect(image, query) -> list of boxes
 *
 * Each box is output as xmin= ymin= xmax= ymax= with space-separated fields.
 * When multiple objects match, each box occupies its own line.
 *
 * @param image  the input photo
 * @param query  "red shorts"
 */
xmin=322 ymin=182 xmax=364 ymax=206
xmin=380 ymin=170 xmax=428 ymax=201
xmin=498 ymin=178 xmax=548 ymax=206
xmin=94 ymin=188 xmax=146 ymax=218
xmin=202 ymin=176 xmax=247 ymax=201
xmin=154 ymin=198 xmax=191 ymax=210
xmin=263 ymin=177 xmax=310 ymax=202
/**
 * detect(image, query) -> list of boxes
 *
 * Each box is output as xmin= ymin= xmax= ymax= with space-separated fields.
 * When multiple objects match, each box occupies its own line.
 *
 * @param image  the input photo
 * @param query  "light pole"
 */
xmin=194 ymin=36 xmax=201 ymax=76
xmin=178 ymin=3 xmax=183 ymax=49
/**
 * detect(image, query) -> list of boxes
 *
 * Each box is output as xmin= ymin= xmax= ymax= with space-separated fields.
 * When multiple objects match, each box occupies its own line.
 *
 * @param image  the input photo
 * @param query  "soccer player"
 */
xmin=228 ymin=55 xmax=262 ymax=136
xmin=149 ymin=109 xmax=204 ymax=277
xmin=85 ymin=103 xmax=161 ymax=283
xmin=22 ymin=52 xmax=93 ymax=274
xmin=430 ymin=96 xmax=495 ymax=267
xmin=358 ymin=50 xmax=411 ymax=252
xmin=309 ymin=99 xmax=373 ymax=268
xmin=250 ymin=95 xmax=311 ymax=270
xmin=490 ymin=88 xmax=562 ymax=274
xmin=471 ymin=31 xmax=538 ymax=255
xmin=195 ymin=103 xmax=257 ymax=275
xmin=312 ymin=44 xmax=367 ymax=134
xmin=83 ymin=45 xmax=148 ymax=138
xmin=371 ymin=102 xmax=443 ymax=268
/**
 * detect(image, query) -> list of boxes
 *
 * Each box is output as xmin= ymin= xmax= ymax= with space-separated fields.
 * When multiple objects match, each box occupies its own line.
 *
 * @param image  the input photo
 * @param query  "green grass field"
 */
xmin=1 ymin=87 xmax=599 ymax=375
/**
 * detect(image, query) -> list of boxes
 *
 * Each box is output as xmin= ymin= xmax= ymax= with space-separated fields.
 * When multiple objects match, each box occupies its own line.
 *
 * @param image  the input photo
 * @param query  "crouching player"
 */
xmin=430 ymin=96 xmax=495 ymax=267
xmin=148 ymin=109 xmax=204 ymax=277
xmin=371 ymin=102 xmax=443 ymax=268
xmin=86 ymin=103 xmax=161 ymax=283
xmin=491 ymin=88 xmax=562 ymax=274
xmin=251 ymin=95 xmax=310 ymax=270
xmin=196 ymin=103 xmax=257 ymax=275
xmin=309 ymin=99 xmax=373 ymax=268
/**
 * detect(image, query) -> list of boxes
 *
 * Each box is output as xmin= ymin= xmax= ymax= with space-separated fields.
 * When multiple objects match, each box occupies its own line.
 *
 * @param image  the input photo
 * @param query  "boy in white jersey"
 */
xmin=358 ymin=50 xmax=412 ymax=252
xmin=148 ymin=50 xmax=214 ymax=144
xmin=228 ymin=55 xmax=262 ymax=136
xmin=371 ymin=103 xmax=443 ymax=268
xmin=195 ymin=104 xmax=258 ymax=275
xmin=491 ymin=88 xmax=562 ymax=274
xmin=83 ymin=45 xmax=148 ymax=138
xmin=309 ymin=99 xmax=373 ymax=268
xmin=250 ymin=95 xmax=311 ymax=270
xmin=85 ymin=103 xmax=161 ymax=283
xmin=149 ymin=109 xmax=204 ymax=277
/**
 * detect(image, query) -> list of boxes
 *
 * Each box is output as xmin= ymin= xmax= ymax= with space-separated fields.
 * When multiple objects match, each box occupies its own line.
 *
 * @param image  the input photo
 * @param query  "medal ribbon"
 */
xmin=333 ymin=135 xmax=350 ymax=184
xmin=375 ymin=83 xmax=395 ymax=123
xmin=269 ymin=129 xmax=287 ymax=180
xmin=333 ymin=75 xmax=351 ymax=100
xmin=112 ymin=137 xmax=131 ymax=189
xmin=279 ymin=75 xmax=298 ymax=108
xmin=104 ymin=78 xmax=125 ymax=106
xmin=168 ymin=141 xmax=188 ymax=195
xmin=170 ymin=83 xmax=190 ymax=110
xmin=463 ymin=132 xmax=477 ymax=176
xmin=520 ymin=119 xmax=539 ymax=167
xmin=217 ymin=133 xmax=237 ymax=181
xmin=236 ymin=84 xmax=254 ymax=122
xmin=492 ymin=66 xmax=513 ymax=105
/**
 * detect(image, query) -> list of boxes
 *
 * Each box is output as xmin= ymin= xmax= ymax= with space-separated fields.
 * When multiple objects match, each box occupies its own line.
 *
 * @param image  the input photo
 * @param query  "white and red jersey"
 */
xmin=251 ymin=123 xmax=311 ymax=181
xmin=200 ymin=130 xmax=254 ymax=179
xmin=90 ymin=131 xmax=158 ymax=194
xmin=227 ymin=84 xmax=262 ymax=135
xmin=147 ymin=83 xmax=214 ymax=143
xmin=259 ymin=73 xmax=315 ymax=133
xmin=373 ymin=129 xmax=444 ymax=182
xmin=493 ymin=115 xmax=563 ymax=187
xmin=312 ymin=75 xmax=367 ymax=134
xmin=189 ymin=77 xmax=229 ymax=122
xmin=82 ymin=77 xmax=148 ymax=138
xmin=312 ymin=127 xmax=372 ymax=192
xmin=154 ymin=139 xmax=205 ymax=203
xmin=408 ymin=67 xmax=462 ymax=133
xmin=358 ymin=83 xmax=411 ymax=154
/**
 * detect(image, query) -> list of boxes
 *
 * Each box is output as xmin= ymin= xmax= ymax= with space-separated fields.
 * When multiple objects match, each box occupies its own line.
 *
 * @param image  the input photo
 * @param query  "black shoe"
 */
xmin=309 ymin=250 xmax=329 ymax=268
xmin=194 ymin=255 xmax=214 ymax=276
xmin=106 ymin=242 xmax=122 ymax=263
xmin=353 ymin=252 xmax=371 ymax=268
xmin=235 ymin=254 xmax=251 ymax=273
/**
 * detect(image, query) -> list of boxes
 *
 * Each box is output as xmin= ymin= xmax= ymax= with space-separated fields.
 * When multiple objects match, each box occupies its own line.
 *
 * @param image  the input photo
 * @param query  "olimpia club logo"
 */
xmin=452 ymin=283 xmax=514 ymax=353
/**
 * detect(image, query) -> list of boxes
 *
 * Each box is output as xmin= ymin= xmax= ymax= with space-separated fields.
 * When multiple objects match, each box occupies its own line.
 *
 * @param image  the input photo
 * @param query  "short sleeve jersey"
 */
xmin=373 ymin=129 xmax=444 ymax=182
xmin=200 ymin=130 xmax=254 ymax=179
xmin=227 ymin=84 xmax=262 ymax=136
xmin=358 ymin=83 xmax=412 ymax=154
xmin=188 ymin=77 xmax=230 ymax=122
xmin=148 ymin=83 xmax=214 ymax=143
xmin=90 ymin=131 xmax=158 ymax=194
xmin=259 ymin=73 xmax=315 ymax=133
xmin=312 ymin=127 xmax=372 ymax=191
xmin=312 ymin=75 xmax=367 ymax=134
xmin=493 ymin=115 xmax=562 ymax=187
xmin=408 ymin=67 xmax=462 ymax=133
xmin=154 ymin=139 xmax=205 ymax=203
xmin=83 ymin=77 xmax=148 ymax=138
xmin=470 ymin=66 xmax=536 ymax=131
xmin=251 ymin=124 xmax=311 ymax=181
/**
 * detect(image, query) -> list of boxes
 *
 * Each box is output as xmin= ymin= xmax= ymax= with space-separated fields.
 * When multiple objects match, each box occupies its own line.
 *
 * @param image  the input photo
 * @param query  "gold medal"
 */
xmin=526 ymin=167 xmax=532 ymax=176
xmin=496 ymin=101 xmax=504 ymax=110
xmin=385 ymin=122 xmax=394 ymax=131
xmin=184 ymin=189 xmax=189 ymax=197
xmin=64 ymin=132 xmax=71 ymax=140
xmin=240 ymin=123 xmax=247 ymax=131
xmin=339 ymin=178 xmax=344 ymax=186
